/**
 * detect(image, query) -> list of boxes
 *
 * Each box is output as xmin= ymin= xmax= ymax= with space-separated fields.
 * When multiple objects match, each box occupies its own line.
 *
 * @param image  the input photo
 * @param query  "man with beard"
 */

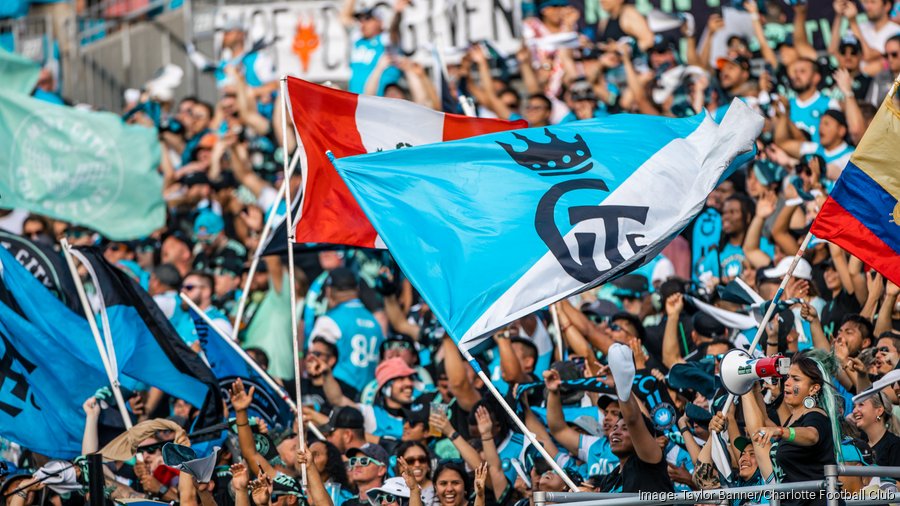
xmin=176 ymin=270 xmax=233 ymax=347
xmin=787 ymin=58 xmax=839 ymax=143
xmin=315 ymin=356 xmax=419 ymax=443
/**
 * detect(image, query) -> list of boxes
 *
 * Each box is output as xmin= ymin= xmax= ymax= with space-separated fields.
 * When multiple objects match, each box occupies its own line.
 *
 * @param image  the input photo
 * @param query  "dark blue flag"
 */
xmin=187 ymin=306 xmax=294 ymax=431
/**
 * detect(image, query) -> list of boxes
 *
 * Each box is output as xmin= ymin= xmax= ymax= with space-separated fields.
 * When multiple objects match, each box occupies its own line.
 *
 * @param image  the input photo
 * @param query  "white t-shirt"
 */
xmin=858 ymin=19 xmax=900 ymax=53
xmin=0 ymin=209 xmax=28 ymax=234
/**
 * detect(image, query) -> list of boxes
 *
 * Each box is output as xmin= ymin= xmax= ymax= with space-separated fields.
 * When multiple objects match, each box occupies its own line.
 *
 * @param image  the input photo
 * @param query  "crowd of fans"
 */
xmin=5 ymin=0 xmax=900 ymax=505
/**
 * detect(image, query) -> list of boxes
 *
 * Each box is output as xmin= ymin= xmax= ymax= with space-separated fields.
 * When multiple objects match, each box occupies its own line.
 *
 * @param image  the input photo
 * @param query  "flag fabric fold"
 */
xmin=285 ymin=77 xmax=526 ymax=249
xmin=71 ymin=247 xmax=222 ymax=430
xmin=331 ymin=100 xmax=763 ymax=351
xmin=0 ymin=48 xmax=40 ymax=94
xmin=0 ymin=89 xmax=164 ymax=239
xmin=187 ymin=306 xmax=294 ymax=431
xmin=810 ymin=96 xmax=900 ymax=286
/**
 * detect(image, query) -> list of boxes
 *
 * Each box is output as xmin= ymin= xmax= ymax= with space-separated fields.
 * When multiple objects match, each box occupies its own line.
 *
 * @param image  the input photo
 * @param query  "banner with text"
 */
xmin=216 ymin=0 xmax=521 ymax=83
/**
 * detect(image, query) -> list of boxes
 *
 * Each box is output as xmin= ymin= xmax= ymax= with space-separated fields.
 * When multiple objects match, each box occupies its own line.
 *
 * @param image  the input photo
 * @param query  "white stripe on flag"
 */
xmin=356 ymin=95 xmax=445 ymax=153
xmin=458 ymin=101 xmax=763 ymax=347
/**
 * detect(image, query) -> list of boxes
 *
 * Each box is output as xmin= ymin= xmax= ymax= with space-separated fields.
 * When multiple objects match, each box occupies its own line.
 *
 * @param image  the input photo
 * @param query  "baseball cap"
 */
xmin=353 ymin=6 xmax=383 ymax=20
xmin=753 ymin=159 xmax=786 ymax=186
xmin=734 ymin=436 xmax=752 ymax=453
xmin=375 ymin=357 xmax=417 ymax=389
xmin=194 ymin=209 xmax=225 ymax=237
xmin=822 ymin=109 xmax=849 ymax=130
xmin=839 ymin=33 xmax=862 ymax=52
xmin=346 ymin=443 xmax=390 ymax=465
xmin=612 ymin=274 xmax=649 ymax=299
xmin=539 ymin=0 xmax=569 ymax=9
xmin=715 ymin=55 xmax=751 ymax=72
xmin=571 ymin=415 xmax=603 ymax=437
xmin=403 ymin=402 xmax=431 ymax=426
xmin=692 ymin=312 xmax=728 ymax=339
xmin=326 ymin=267 xmax=358 ymax=291
xmin=321 ymin=406 xmax=365 ymax=433
xmin=569 ymin=79 xmax=596 ymax=102
xmin=197 ymin=133 xmax=218 ymax=150
xmin=212 ymin=253 xmax=244 ymax=277
xmin=179 ymin=171 xmax=209 ymax=187
xmin=763 ymin=257 xmax=813 ymax=281
xmin=366 ymin=477 xmax=411 ymax=503
xmin=841 ymin=437 xmax=875 ymax=466
xmin=581 ymin=299 xmax=619 ymax=321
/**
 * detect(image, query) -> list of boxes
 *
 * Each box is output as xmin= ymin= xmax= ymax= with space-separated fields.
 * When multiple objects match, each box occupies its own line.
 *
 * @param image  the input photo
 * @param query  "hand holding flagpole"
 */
xmin=60 ymin=239 xmax=143 ymax=462
xmin=279 ymin=76 xmax=308 ymax=488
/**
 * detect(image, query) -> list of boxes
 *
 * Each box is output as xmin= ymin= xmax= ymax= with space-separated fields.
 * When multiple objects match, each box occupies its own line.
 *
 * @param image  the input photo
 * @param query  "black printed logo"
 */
xmin=497 ymin=129 xmax=649 ymax=283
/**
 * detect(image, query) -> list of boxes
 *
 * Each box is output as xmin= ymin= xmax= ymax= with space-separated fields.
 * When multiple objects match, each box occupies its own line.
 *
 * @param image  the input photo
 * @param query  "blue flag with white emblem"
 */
xmin=331 ymin=101 xmax=762 ymax=352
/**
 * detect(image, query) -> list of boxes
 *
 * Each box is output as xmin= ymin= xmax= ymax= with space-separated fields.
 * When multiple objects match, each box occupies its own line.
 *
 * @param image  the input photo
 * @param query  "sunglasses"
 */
xmin=386 ymin=341 xmax=412 ymax=351
xmin=371 ymin=492 xmax=398 ymax=504
xmin=138 ymin=442 xmax=165 ymax=454
xmin=403 ymin=456 xmax=429 ymax=466
xmin=347 ymin=457 xmax=382 ymax=468
xmin=877 ymin=346 xmax=892 ymax=354
xmin=608 ymin=322 xmax=622 ymax=332
xmin=66 ymin=229 xmax=91 ymax=239
xmin=706 ymin=353 xmax=726 ymax=361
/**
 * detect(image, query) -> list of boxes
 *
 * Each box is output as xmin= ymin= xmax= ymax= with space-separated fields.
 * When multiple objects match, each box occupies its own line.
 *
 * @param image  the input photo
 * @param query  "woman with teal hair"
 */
xmin=752 ymin=349 xmax=844 ymax=506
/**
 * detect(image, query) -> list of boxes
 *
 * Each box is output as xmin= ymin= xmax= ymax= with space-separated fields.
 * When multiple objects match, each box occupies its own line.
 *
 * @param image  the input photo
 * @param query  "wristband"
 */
xmin=158 ymin=485 xmax=169 ymax=496
xmin=679 ymin=425 xmax=691 ymax=434
xmin=449 ymin=431 xmax=460 ymax=441
xmin=766 ymin=341 xmax=780 ymax=346
xmin=15 ymin=491 xmax=27 ymax=499
xmin=482 ymin=437 xmax=494 ymax=442
xmin=786 ymin=427 xmax=796 ymax=442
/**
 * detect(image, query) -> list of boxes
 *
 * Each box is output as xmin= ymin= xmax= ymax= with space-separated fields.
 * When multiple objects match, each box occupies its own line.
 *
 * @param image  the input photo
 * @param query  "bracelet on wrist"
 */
xmin=481 ymin=437 xmax=494 ymax=442
xmin=236 ymin=421 xmax=250 ymax=427
xmin=15 ymin=490 xmax=27 ymax=499
xmin=449 ymin=431 xmax=460 ymax=440
xmin=786 ymin=427 xmax=796 ymax=442
xmin=679 ymin=425 xmax=691 ymax=433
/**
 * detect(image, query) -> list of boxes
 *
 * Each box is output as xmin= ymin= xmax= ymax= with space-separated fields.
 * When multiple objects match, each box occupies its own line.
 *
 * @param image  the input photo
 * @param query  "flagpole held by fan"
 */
xmin=279 ymin=76 xmax=308 ymax=488
xmin=60 ymin=239 xmax=143 ymax=463
xmin=230 ymin=149 xmax=302 ymax=342
xmin=461 ymin=349 xmax=579 ymax=491
xmin=715 ymin=231 xmax=813 ymax=420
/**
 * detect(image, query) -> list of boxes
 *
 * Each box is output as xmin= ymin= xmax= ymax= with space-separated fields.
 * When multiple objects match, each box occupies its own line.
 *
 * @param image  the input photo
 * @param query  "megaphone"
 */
xmin=719 ymin=349 xmax=791 ymax=396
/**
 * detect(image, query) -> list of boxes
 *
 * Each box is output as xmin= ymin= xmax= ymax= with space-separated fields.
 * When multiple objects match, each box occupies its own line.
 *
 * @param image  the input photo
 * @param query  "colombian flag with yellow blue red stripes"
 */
xmin=812 ymin=95 xmax=900 ymax=285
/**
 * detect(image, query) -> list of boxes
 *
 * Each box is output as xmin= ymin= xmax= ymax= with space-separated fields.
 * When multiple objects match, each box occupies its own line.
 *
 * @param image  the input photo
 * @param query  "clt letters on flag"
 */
xmin=332 ymin=100 xmax=763 ymax=351
xmin=187 ymin=307 xmax=294 ymax=431
xmin=0 ymin=89 xmax=164 ymax=239
xmin=285 ymin=77 xmax=526 ymax=249
xmin=811 ymin=95 xmax=900 ymax=285
xmin=71 ymin=247 xmax=222 ymax=430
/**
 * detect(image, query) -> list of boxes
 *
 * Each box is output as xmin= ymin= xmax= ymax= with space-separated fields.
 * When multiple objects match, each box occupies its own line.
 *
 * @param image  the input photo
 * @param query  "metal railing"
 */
xmin=533 ymin=465 xmax=900 ymax=506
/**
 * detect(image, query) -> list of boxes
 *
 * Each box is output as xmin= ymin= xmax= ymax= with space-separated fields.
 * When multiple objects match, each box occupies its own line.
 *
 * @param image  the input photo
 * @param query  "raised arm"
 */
xmin=474 ymin=406 xmax=510 ymax=499
xmin=740 ymin=387 xmax=775 ymax=479
xmin=82 ymin=397 xmax=100 ymax=455
xmin=744 ymin=190 xmax=777 ymax=268
xmin=663 ymin=293 xmax=686 ymax=369
xmin=745 ymin=1 xmax=777 ymax=68
xmin=876 ymin=282 xmax=899 ymax=337
xmin=297 ymin=448 xmax=333 ymax=506
xmin=543 ymin=369 xmax=582 ymax=454
xmin=309 ymin=354 xmax=355 ymax=408
xmin=443 ymin=335 xmax=482 ymax=411
xmin=230 ymin=379 xmax=277 ymax=478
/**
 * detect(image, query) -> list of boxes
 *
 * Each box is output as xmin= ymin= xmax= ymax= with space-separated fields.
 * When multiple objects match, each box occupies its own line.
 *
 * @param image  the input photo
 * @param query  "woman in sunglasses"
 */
xmin=394 ymin=442 xmax=434 ymax=505
xmin=851 ymin=392 xmax=900 ymax=466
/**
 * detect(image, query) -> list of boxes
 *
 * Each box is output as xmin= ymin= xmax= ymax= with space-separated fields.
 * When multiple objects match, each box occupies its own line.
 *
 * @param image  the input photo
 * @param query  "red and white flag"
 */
xmin=285 ymin=76 xmax=526 ymax=249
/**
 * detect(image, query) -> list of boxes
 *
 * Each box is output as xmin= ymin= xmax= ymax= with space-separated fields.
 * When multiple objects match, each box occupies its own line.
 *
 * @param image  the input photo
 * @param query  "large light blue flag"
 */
xmin=331 ymin=101 xmax=763 ymax=353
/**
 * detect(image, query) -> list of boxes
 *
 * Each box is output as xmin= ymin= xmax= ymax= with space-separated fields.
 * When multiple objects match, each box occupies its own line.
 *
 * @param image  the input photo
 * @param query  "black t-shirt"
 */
xmin=820 ymin=290 xmax=861 ymax=337
xmin=596 ymin=453 xmax=673 ymax=494
xmin=872 ymin=430 xmax=900 ymax=467
xmin=774 ymin=411 xmax=836 ymax=506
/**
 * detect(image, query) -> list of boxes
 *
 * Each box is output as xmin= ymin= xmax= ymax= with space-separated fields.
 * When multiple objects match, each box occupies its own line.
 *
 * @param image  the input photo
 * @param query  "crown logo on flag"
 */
xmin=497 ymin=129 xmax=593 ymax=176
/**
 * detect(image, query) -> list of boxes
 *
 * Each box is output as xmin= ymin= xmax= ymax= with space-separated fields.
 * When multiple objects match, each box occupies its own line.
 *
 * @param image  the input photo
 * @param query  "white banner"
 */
xmin=217 ymin=0 xmax=522 ymax=83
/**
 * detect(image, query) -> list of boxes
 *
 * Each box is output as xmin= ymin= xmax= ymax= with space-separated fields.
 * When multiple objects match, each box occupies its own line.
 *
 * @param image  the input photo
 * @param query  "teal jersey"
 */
xmin=497 ymin=432 xmax=528 ymax=484
xmin=358 ymin=403 xmax=404 ymax=439
xmin=789 ymin=91 xmax=839 ymax=143
xmin=577 ymin=434 xmax=620 ymax=478
xmin=348 ymin=32 xmax=401 ymax=94
xmin=309 ymin=299 xmax=384 ymax=392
